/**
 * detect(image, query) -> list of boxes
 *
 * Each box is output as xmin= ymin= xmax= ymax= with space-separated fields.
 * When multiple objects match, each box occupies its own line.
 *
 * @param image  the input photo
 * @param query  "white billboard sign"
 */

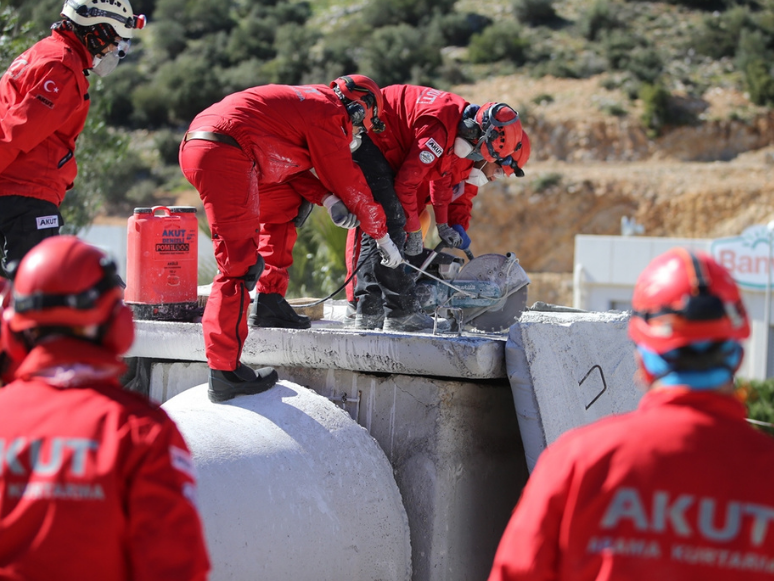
xmin=711 ymin=225 xmax=774 ymax=289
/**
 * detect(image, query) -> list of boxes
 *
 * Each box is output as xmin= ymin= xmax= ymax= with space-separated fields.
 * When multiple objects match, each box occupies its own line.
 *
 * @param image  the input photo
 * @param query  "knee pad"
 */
xmin=242 ymin=255 xmax=265 ymax=292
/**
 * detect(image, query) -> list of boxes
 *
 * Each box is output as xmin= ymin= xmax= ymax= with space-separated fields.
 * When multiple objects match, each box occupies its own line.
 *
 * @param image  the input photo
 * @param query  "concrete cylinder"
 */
xmin=162 ymin=381 xmax=411 ymax=581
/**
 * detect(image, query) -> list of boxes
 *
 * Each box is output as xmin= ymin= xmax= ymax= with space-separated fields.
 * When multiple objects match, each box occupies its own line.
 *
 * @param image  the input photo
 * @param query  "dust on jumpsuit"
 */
xmin=179 ymin=84 xmax=388 ymax=371
xmin=344 ymin=84 xmax=471 ymax=319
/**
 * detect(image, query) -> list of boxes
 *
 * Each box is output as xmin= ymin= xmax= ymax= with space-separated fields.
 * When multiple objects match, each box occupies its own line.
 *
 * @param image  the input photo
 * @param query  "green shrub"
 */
xmin=743 ymin=59 xmax=774 ymax=107
xmin=225 ymin=8 xmax=278 ymax=63
xmin=513 ymin=0 xmax=559 ymax=26
xmin=154 ymin=129 xmax=185 ymax=167
xmin=739 ymin=378 xmax=774 ymax=437
xmin=301 ymin=36 xmax=360 ymax=85
xmin=737 ymin=29 xmax=774 ymax=106
xmin=427 ymin=11 xmax=492 ymax=47
xmin=265 ymin=23 xmax=321 ymax=85
xmin=579 ymin=0 xmax=620 ymax=42
xmin=152 ymin=19 xmax=188 ymax=61
xmin=532 ymin=93 xmax=554 ymax=105
xmin=468 ymin=22 xmax=528 ymax=65
xmin=101 ymin=149 xmax=155 ymax=212
xmin=532 ymin=172 xmax=563 ymax=192
xmin=690 ymin=6 xmax=751 ymax=59
xmin=639 ymin=82 xmax=671 ymax=137
xmin=359 ymin=24 xmax=442 ymax=86
xmin=626 ymin=0 xmax=726 ymax=9
xmin=600 ymin=101 xmax=628 ymax=117
xmin=131 ymin=83 xmax=172 ymax=128
xmin=362 ymin=0 xmax=457 ymax=28
xmin=126 ymin=180 xmax=158 ymax=207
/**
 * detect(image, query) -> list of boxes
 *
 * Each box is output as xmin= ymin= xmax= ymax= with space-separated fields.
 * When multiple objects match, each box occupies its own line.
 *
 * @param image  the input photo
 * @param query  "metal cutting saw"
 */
xmin=405 ymin=243 xmax=530 ymax=333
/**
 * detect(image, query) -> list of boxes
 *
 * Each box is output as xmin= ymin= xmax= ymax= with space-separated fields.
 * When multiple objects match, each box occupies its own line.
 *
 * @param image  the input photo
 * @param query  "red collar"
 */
xmin=14 ymin=337 xmax=126 ymax=382
xmin=51 ymin=27 xmax=93 ymax=71
xmin=638 ymin=387 xmax=748 ymax=422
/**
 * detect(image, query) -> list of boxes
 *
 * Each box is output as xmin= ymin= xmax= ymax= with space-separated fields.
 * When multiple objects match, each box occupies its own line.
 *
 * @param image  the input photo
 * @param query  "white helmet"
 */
xmin=61 ymin=0 xmax=146 ymax=39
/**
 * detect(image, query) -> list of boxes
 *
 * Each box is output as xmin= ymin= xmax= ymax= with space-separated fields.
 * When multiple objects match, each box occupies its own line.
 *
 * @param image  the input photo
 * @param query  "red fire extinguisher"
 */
xmin=125 ymin=206 xmax=199 ymax=320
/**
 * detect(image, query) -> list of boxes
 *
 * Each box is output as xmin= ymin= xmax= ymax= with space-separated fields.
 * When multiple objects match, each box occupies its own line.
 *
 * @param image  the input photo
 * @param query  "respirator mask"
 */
xmin=466 ymin=168 xmax=489 ymax=187
xmin=453 ymin=138 xmax=474 ymax=159
xmin=92 ymin=39 xmax=130 ymax=77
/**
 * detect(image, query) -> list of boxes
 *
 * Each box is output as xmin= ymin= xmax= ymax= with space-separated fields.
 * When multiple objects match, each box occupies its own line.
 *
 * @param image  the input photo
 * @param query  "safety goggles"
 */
xmin=115 ymin=39 xmax=131 ymax=58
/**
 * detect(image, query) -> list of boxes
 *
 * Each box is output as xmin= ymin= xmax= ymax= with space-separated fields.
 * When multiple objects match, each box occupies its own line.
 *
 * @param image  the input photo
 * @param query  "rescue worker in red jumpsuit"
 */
xmin=179 ymin=75 xmax=401 ymax=402
xmin=345 ymin=86 xmax=524 ymax=331
xmin=0 ymin=236 xmax=210 ymax=580
xmin=488 ymin=248 xmax=774 ymax=581
xmin=344 ymin=131 xmax=531 ymax=315
xmin=409 ymin=129 xmax=531 ymax=257
xmin=0 ymin=0 xmax=146 ymax=280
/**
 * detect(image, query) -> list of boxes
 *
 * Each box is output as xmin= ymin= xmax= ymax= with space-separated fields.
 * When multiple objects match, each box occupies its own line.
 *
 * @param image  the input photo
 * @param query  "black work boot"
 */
xmin=354 ymin=312 xmax=385 ymax=330
xmin=249 ymin=292 xmax=311 ymax=329
xmin=208 ymin=363 xmax=278 ymax=403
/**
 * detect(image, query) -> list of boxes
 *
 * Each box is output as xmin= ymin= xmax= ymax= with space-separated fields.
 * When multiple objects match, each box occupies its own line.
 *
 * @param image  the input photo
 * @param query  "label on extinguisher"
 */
xmin=157 ymin=228 xmax=192 ymax=253
xmin=156 ymin=243 xmax=190 ymax=252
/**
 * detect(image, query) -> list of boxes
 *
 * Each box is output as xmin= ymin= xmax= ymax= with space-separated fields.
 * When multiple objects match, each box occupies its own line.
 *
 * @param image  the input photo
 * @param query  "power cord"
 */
xmin=290 ymin=247 xmax=380 ymax=308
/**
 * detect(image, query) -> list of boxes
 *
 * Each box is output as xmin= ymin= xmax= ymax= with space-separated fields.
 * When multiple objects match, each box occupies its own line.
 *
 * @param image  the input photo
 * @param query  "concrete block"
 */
xmin=506 ymin=310 xmax=641 ymax=471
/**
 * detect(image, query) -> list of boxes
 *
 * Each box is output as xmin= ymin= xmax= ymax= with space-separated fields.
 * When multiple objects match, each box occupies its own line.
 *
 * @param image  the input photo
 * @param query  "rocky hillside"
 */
xmin=454 ymin=74 xmax=774 ymax=305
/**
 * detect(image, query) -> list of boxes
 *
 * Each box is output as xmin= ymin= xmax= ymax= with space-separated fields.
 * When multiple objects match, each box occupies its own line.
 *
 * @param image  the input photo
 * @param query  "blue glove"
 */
xmin=451 ymin=224 xmax=471 ymax=250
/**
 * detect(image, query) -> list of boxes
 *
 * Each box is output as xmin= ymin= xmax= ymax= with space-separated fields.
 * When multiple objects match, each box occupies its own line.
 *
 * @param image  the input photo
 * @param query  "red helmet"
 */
xmin=500 ymin=130 xmax=531 ymax=177
xmin=628 ymin=248 xmax=749 ymax=354
xmin=330 ymin=74 xmax=385 ymax=133
xmin=475 ymin=102 xmax=523 ymax=166
xmin=7 ymin=236 xmax=134 ymax=355
xmin=514 ymin=131 xmax=531 ymax=173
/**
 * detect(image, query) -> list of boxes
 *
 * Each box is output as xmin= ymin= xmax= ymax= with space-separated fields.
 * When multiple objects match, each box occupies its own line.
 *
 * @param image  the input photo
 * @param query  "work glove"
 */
xmin=451 ymin=224 xmax=471 ymax=250
xmin=376 ymin=235 xmax=402 ymax=269
xmin=436 ymin=223 xmax=463 ymax=249
xmin=323 ymin=194 xmax=360 ymax=229
xmin=405 ymin=230 xmax=424 ymax=256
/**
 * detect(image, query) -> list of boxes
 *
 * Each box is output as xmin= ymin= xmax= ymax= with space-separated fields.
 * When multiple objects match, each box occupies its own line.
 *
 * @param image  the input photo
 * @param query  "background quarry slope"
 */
xmin=454 ymin=73 xmax=774 ymax=306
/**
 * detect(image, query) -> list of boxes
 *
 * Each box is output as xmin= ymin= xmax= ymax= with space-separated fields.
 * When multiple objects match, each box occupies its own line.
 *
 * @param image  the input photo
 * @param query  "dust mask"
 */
xmin=92 ymin=51 xmax=120 ymax=77
xmin=453 ymin=137 xmax=474 ymax=159
xmin=466 ymin=168 xmax=489 ymax=188
xmin=92 ymin=39 xmax=130 ymax=78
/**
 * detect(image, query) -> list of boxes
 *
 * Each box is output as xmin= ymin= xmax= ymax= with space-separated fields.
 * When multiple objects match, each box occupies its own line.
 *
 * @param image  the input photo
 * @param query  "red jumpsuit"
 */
xmin=0 ymin=338 xmax=210 ymax=580
xmin=255 ymin=171 xmax=329 ymax=296
xmin=0 ymin=28 xmax=90 ymax=204
xmin=489 ymin=388 xmax=774 ymax=581
xmin=344 ymin=85 xmax=469 ymax=304
xmin=344 ymin=148 xmax=477 ymax=303
xmin=180 ymin=84 xmax=387 ymax=370
xmin=0 ymin=27 xmax=91 ymax=276
xmin=369 ymin=84 xmax=469 ymax=232
xmin=417 ymin=154 xmax=477 ymax=229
